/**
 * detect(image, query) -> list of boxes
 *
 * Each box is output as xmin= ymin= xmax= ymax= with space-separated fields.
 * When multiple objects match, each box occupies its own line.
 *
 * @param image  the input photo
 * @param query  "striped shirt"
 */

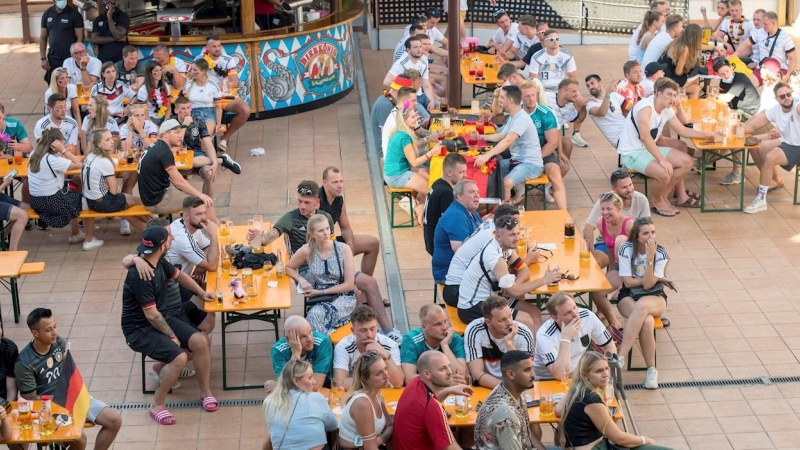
xmin=167 ymin=218 xmax=211 ymax=276
xmin=196 ymin=52 xmax=238 ymax=86
xmin=33 ymin=115 xmax=79 ymax=145
xmin=333 ymin=334 xmax=401 ymax=378
xmin=90 ymin=80 xmax=135 ymax=115
xmin=464 ymin=319 xmax=534 ymax=379
xmin=534 ymin=308 xmax=612 ymax=380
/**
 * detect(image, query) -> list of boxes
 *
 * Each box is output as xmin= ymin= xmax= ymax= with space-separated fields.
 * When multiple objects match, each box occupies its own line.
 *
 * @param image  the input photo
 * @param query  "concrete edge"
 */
xmin=352 ymin=29 xmax=409 ymax=333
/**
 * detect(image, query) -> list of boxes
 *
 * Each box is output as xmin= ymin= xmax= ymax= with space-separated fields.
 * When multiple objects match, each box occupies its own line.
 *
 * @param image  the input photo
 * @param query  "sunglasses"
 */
xmin=537 ymin=248 xmax=553 ymax=263
xmin=475 ymin=76 xmax=486 ymax=81
xmin=428 ymin=9 xmax=441 ymax=17
xmin=496 ymin=216 xmax=519 ymax=230
xmin=599 ymin=192 xmax=619 ymax=202
xmin=635 ymin=217 xmax=654 ymax=225
xmin=297 ymin=187 xmax=314 ymax=196
xmin=610 ymin=168 xmax=631 ymax=180
xmin=778 ymin=93 xmax=793 ymax=100
xmin=545 ymin=37 xmax=560 ymax=42
xmin=493 ymin=9 xmax=507 ymax=18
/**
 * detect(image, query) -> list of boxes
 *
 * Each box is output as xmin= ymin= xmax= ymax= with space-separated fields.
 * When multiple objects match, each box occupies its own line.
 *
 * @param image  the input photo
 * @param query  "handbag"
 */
xmin=307 ymin=242 xmax=345 ymax=305
xmin=628 ymin=282 xmax=664 ymax=300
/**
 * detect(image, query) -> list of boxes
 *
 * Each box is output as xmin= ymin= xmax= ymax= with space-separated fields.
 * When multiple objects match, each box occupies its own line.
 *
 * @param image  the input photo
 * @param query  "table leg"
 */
xmin=221 ymin=311 xmax=229 ymax=390
xmin=700 ymin=151 xmax=708 ymax=212
xmin=11 ymin=277 xmax=19 ymax=323
xmin=738 ymin=149 xmax=747 ymax=211
xmin=221 ymin=309 xmax=283 ymax=390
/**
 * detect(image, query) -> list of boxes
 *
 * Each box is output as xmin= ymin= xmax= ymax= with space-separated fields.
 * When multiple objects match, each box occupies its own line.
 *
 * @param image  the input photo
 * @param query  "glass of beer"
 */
xmin=248 ymin=219 xmax=263 ymax=253
xmin=439 ymin=101 xmax=448 ymax=113
xmin=564 ymin=218 xmax=575 ymax=239
xmin=17 ymin=400 xmax=32 ymax=430
xmin=454 ymin=395 xmax=470 ymax=418
xmin=580 ymin=240 xmax=591 ymax=263
xmin=539 ymin=392 xmax=554 ymax=417
xmin=76 ymin=82 xmax=85 ymax=99
xmin=516 ymin=238 xmax=527 ymax=257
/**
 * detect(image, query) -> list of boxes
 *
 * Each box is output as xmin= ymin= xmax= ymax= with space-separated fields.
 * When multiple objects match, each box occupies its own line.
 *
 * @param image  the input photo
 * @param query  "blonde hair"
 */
xmin=305 ymin=214 xmax=330 ymax=260
xmin=390 ymin=106 xmax=416 ymax=142
xmin=598 ymin=191 xmax=623 ymax=210
xmin=87 ymin=96 xmax=111 ymax=134
xmin=345 ymin=352 xmax=386 ymax=404
xmin=88 ymin=128 xmax=112 ymax=158
xmin=520 ymin=79 xmax=548 ymax=106
xmin=557 ymin=352 xmax=609 ymax=445
xmin=48 ymin=68 xmax=70 ymax=98
xmin=262 ymin=359 xmax=313 ymax=425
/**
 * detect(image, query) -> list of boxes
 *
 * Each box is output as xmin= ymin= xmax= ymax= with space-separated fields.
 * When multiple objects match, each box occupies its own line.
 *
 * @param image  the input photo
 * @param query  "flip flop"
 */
xmin=650 ymin=206 xmax=678 ymax=217
xmin=676 ymin=197 xmax=700 ymax=208
xmin=150 ymin=409 xmax=177 ymax=425
xmin=768 ymin=182 xmax=785 ymax=192
xmin=200 ymin=396 xmax=219 ymax=412
xmin=147 ymin=371 xmax=181 ymax=389
xmin=218 ymin=139 xmax=228 ymax=152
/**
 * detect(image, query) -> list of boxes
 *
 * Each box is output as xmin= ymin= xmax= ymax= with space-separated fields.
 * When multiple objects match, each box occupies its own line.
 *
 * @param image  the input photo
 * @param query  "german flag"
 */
xmin=52 ymin=350 xmax=91 ymax=425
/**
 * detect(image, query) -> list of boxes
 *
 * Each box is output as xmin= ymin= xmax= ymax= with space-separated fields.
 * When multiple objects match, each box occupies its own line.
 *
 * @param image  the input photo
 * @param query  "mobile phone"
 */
xmin=526 ymin=399 xmax=540 ymax=408
xmin=3 ymin=169 xmax=18 ymax=181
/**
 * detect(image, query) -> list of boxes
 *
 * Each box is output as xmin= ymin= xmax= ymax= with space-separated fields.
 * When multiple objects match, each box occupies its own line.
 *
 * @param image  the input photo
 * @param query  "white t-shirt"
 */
xmin=81 ymin=116 xmax=119 ymax=142
xmin=617 ymin=97 xmax=675 ymax=156
xmin=545 ymin=91 xmax=578 ymax=128
xmin=81 ymin=154 xmax=115 ymax=200
xmin=534 ymin=309 xmax=612 ymax=380
xmin=526 ymin=49 xmax=577 ymax=91
xmin=183 ymin=79 xmax=221 ymax=110
xmin=333 ymin=334 xmax=401 ymax=379
xmin=758 ymin=82 xmax=779 ymax=113
xmin=492 ymin=23 xmax=519 ymax=49
xmin=446 ymin=220 xmax=495 ymax=285
xmin=442 ymin=0 xmax=467 ymax=12
xmin=137 ymin=84 xmax=173 ymax=120
xmin=458 ymin=239 xmax=507 ymax=310
xmin=641 ymin=77 xmax=655 ymax=97
xmin=380 ymin=108 xmax=398 ymax=157
xmin=196 ymin=53 xmax=238 ymax=86
xmin=586 ymin=92 xmax=627 ymax=147
xmin=752 ymin=29 xmax=796 ymax=70
xmin=119 ymin=120 xmax=159 ymax=151
xmin=62 ymin=57 xmax=102 ymax=85
xmin=389 ymin=53 xmax=429 ymax=96
xmin=618 ymin=241 xmax=668 ymax=280
xmin=91 ymin=80 xmax=136 ymax=115
xmin=750 ymin=28 xmax=767 ymax=64
xmin=512 ymin=33 xmax=538 ymax=60
xmin=393 ymin=39 xmax=408 ymax=63
xmin=641 ymin=32 xmax=673 ymax=69
xmin=464 ymin=319 xmax=534 ymax=379
xmin=28 ymin=154 xmax=71 ymax=197
xmin=167 ymin=218 xmax=212 ymax=276
xmin=44 ymin=85 xmax=78 ymax=118
xmin=33 ymin=115 xmax=79 ymax=146
xmin=719 ymin=17 xmax=754 ymax=49
xmin=765 ymin=99 xmax=800 ymax=146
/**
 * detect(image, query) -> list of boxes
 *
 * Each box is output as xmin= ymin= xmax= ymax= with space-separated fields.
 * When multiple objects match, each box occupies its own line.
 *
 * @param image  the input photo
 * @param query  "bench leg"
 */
xmin=11 ymin=277 xmax=20 ymax=324
xmin=142 ymin=353 xmax=155 ymax=395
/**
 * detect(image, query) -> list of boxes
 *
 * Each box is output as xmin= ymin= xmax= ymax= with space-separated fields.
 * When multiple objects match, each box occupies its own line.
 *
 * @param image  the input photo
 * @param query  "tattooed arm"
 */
xmin=143 ymin=305 xmax=177 ymax=340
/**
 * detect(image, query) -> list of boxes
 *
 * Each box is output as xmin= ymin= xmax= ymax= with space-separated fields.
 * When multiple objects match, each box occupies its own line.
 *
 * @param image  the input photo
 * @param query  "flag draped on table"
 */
xmin=52 ymin=350 xmax=91 ymax=426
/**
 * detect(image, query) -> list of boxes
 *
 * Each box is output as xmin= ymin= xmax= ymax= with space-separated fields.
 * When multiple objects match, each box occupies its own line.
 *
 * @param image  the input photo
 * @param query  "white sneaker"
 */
xmin=119 ymin=219 xmax=132 ymax=236
xmin=383 ymin=328 xmax=403 ymax=345
xmin=82 ymin=237 xmax=104 ymax=251
xmin=719 ymin=172 xmax=741 ymax=185
xmin=571 ymin=132 xmax=588 ymax=148
xmin=68 ymin=231 xmax=85 ymax=244
xmin=545 ymin=183 xmax=555 ymax=204
xmin=644 ymin=367 xmax=659 ymax=389
xmin=744 ymin=198 xmax=767 ymax=214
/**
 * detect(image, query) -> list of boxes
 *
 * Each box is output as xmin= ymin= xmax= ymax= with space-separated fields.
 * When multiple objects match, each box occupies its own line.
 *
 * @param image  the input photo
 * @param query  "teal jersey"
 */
xmin=272 ymin=331 xmax=333 ymax=379
xmin=400 ymin=327 xmax=466 ymax=365
xmin=528 ymin=104 xmax=558 ymax=145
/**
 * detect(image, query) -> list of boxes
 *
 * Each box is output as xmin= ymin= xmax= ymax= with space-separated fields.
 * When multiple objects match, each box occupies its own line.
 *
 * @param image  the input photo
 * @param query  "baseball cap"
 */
xmin=644 ymin=62 xmax=667 ymax=77
xmin=137 ymin=227 xmax=169 ymax=255
xmin=158 ymin=118 xmax=183 ymax=134
xmin=390 ymin=75 xmax=414 ymax=91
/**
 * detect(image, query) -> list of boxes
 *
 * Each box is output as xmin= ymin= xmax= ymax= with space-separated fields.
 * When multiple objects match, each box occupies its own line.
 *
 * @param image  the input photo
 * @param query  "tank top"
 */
xmin=338 ymin=392 xmax=387 ymax=446
xmin=601 ymin=216 xmax=633 ymax=258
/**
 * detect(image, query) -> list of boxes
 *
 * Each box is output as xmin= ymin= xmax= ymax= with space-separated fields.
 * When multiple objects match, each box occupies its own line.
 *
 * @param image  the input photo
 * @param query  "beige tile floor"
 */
xmin=1 ymin=27 xmax=800 ymax=447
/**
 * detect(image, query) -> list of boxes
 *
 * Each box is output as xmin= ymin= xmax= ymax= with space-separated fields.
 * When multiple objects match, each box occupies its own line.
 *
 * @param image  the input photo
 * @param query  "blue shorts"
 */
xmin=384 ymin=171 xmax=414 ymax=188
xmin=594 ymin=242 xmax=607 ymax=254
xmin=500 ymin=159 xmax=544 ymax=185
xmin=621 ymin=147 xmax=671 ymax=174
xmin=192 ymin=107 xmax=216 ymax=124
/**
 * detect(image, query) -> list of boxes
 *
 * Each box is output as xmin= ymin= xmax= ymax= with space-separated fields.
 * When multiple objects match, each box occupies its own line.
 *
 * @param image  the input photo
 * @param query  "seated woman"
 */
xmin=27 ymin=128 xmax=85 ymax=246
xmin=589 ymin=192 xmax=634 ymax=331
xmin=383 ymin=104 xmax=437 ymax=224
xmin=285 ymin=214 xmax=357 ymax=335
xmin=80 ymin=96 xmax=119 ymax=152
xmin=135 ymin=60 xmax=173 ymax=126
xmin=338 ymin=352 xmax=394 ymax=450
xmin=635 ymin=11 xmax=664 ymax=63
xmin=263 ymin=359 xmax=338 ymax=450
xmin=82 ymin=128 xmax=147 ymax=235
xmin=44 ymin=68 xmax=81 ymax=130
xmin=183 ymin=59 xmax=223 ymax=137
xmin=91 ymin=61 xmax=136 ymax=121
xmin=658 ymin=24 xmax=704 ymax=98
xmin=556 ymin=351 xmax=673 ymax=450
xmin=616 ymin=217 xmax=669 ymax=390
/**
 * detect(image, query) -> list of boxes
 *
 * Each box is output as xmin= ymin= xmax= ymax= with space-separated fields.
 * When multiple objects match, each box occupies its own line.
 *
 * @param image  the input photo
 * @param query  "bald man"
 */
xmin=267 ymin=316 xmax=333 ymax=390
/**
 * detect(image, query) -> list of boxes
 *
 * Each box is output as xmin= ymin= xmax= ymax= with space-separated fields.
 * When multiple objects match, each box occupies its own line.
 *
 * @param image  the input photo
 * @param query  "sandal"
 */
xmin=200 ymin=396 xmax=219 ymax=412
xmin=676 ymin=197 xmax=700 ymax=208
xmin=650 ymin=206 xmax=678 ymax=217
xmin=383 ymin=298 xmax=390 ymax=307
xmin=673 ymin=190 xmax=700 ymax=200
xmin=150 ymin=409 xmax=177 ymax=425
xmin=218 ymin=139 xmax=228 ymax=153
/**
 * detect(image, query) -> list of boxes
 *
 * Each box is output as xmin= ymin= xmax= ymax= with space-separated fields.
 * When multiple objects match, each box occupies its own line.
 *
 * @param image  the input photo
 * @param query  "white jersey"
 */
xmin=167 ymin=218 xmax=212 ymax=276
xmin=33 ymin=115 xmax=79 ymax=145
xmin=81 ymin=116 xmax=119 ymax=143
xmin=627 ymin=23 xmax=644 ymax=61
xmin=545 ymin=91 xmax=578 ymax=128
xmin=81 ymin=154 xmax=115 ymax=200
xmin=750 ymin=28 xmax=767 ymax=64
xmin=389 ymin=53 xmax=429 ymax=96
xmin=90 ymin=80 xmax=135 ymax=115
xmin=765 ymin=99 xmax=800 ymax=146
xmin=333 ymin=334 xmax=401 ymax=379
xmin=534 ymin=309 xmax=612 ymax=380
xmin=458 ymin=239 xmax=508 ymax=310
xmin=491 ymin=23 xmax=519 ymax=49
xmin=44 ymin=85 xmax=78 ymax=119
xmin=719 ymin=17 xmax=754 ymax=49
xmin=586 ymin=92 xmax=627 ymax=147
xmin=527 ymin=48 xmax=576 ymax=90
xmin=641 ymin=32 xmax=673 ymax=68
xmin=62 ymin=56 xmax=102 ymax=85
xmin=511 ymin=33 xmax=538 ymax=60
xmin=196 ymin=53 xmax=238 ymax=86
xmin=751 ymin=29 xmax=795 ymax=70
xmin=618 ymin=241 xmax=668 ymax=279
xmin=641 ymin=77 xmax=655 ymax=97
xmin=183 ymin=79 xmax=221 ymax=110
xmin=119 ymin=120 xmax=159 ymax=151
xmin=464 ymin=319 xmax=534 ymax=379
xmin=617 ymin=96 xmax=675 ymax=156
xmin=28 ymin=154 xmax=71 ymax=197
xmin=380 ymin=108 xmax=398 ymax=158
xmin=401 ymin=24 xmax=445 ymax=43
xmin=445 ymin=220 xmax=495 ymax=285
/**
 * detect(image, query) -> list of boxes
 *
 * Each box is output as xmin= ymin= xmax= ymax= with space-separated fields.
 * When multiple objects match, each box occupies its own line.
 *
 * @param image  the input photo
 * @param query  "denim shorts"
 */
xmin=384 ymin=171 xmax=414 ymax=188
xmin=621 ymin=147 xmax=671 ymax=175
xmin=500 ymin=159 xmax=544 ymax=185
xmin=192 ymin=107 xmax=216 ymax=124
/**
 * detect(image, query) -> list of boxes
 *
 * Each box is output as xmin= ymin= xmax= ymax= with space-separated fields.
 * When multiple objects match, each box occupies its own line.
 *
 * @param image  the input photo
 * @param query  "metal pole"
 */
xmin=447 ymin=0 xmax=461 ymax=107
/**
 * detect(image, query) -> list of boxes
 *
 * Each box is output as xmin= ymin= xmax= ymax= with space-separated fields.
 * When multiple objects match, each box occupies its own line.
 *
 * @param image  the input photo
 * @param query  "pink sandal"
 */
xmin=150 ymin=409 xmax=177 ymax=425
xmin=200 ymin=396 xmax=219 ymax=412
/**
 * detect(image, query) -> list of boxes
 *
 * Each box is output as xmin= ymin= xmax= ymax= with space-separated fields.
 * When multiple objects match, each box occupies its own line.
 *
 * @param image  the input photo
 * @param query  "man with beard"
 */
xmin=585 ymin=74 xmax=628 ymax=149
xmin=91 ymin=0 xmax=130 ymax=63
xmin=384 ymin=35 xmax=436 ymax=111
xmin=401 ymin=305 xmax=467 ymax=380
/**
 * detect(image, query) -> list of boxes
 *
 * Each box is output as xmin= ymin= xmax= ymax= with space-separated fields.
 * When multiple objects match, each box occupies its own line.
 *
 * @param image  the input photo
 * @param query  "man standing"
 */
xmin=713 ymin=0 xmax=753 ymax=53
xmin=742 ymin=82 xmax=800 ymax=214
xmin=268 ymin=316 xmax=332 ymax=389
xmin=401 ymin=305 xmax=466 ymax=381
xmin=34 ymin=94 xmax=79 ymax=147
xmin=16 ymin=308 xmax=122 ymax=446
xmin=115 ymin=45 xmax=145 ymax=90
xmin=320 ymin=166 xmax=381 ymax=277
xmin=393 ymin=351 xmax=472 ymax=450
xmin=62 ymin=43 xmax=102 ymax=88
xmin=384 ymin=36 xmax=436 ymax=111
xmin=474 ymin=351 xmax=551 ymax=450
xmin=734 ymin=11 xmax=796 ymax=87
xmin=474 ymin=85 xmax=544 ymax=204
xmin=333 ymin=305 xmax=403 ymax=389
xmin=137 ymin=119 xmax=215 ymax=220
xmin=198 ymin=35 xmax=252 ymax=152
xmin=431 ymin=179 xmax=481 ymax=284
xmin=642 ymin=14 xmax=684 ymax=69
xmin=40 ymin=0 xmax=84 ymax=84
xmin=424 ymin=152 xmax=467 ymax=255
xmin=586 ymin=74 xmax=628 ymax=148
xmin=91 ymin=0 xmax=130 ymax=63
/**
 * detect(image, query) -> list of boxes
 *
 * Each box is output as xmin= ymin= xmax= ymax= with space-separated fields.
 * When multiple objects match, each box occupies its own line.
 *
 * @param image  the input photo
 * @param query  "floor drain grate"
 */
xmin=624 ymin=375 xmax=799 ymax=391
xmin=108 ymin=398 xmax=265 ymax=411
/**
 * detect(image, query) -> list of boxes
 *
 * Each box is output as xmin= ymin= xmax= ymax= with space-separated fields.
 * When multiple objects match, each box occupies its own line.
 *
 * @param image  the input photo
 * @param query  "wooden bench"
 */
xmin=330 ymin=323 xmax=351 ymax=345
xmin=387 ymin=187 xmax=415 ymax=228
xmin=444 ymin=304 xmax=468 ymax=336
xmin=26 ymin=204 xmax=155 ymax=221
xmin=523 ymin=174 xmax=550 ymax=210
xmin=627 ymin=315 xmax=663 ymax=371
xmin=1 ymin=261 xmax=46 ymax=325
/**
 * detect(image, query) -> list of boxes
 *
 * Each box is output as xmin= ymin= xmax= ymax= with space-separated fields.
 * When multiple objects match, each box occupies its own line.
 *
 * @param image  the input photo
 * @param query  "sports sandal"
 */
xmin=150 ymin=409 xmax=177 ymax=425
xmin=200 ymin=396 xmax=219 ymax=412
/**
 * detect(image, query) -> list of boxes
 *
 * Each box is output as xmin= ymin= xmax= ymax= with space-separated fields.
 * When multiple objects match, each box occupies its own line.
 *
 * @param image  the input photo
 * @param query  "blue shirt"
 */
xmin=401 ymin=327 xmax=466 ymax=365
xmin=271 ymin=331 xmax=333 ymax=380
xmin=431 ymin=201 xmax=482 ymax=282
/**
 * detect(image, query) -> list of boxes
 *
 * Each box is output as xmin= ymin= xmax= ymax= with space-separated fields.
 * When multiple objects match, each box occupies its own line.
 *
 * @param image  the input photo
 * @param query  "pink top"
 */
xmin=601 ymin=216 xmax=633 ymax=260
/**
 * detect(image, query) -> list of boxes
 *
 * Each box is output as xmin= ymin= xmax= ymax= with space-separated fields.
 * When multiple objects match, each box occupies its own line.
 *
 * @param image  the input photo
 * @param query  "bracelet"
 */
xmin=477 ymin=373 xmax=486 ymax=384
xmin=41 ymin=57 xmax=46 ymax=60
xmin=641 ymin=436 xmax=646 ymax=446
xmin=560 ymin=338 xmax=571 ymax=344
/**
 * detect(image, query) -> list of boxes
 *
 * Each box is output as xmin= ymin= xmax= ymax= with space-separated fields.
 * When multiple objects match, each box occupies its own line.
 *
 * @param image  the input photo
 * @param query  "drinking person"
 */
xmin=338 ymin=352 xmax=394 ymax=450
xmin=80 ymin=96 xmax=119 ymax=153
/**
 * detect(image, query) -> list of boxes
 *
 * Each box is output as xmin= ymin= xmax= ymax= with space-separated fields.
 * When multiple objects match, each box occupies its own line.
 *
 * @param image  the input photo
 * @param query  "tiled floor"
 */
xmin=2 ymin=26 xmax=800 ymax=448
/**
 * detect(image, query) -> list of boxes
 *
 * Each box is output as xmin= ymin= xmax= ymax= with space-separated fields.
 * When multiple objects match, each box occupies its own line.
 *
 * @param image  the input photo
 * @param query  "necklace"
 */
xmin=728 ymin=17 xmax=745 ymax=45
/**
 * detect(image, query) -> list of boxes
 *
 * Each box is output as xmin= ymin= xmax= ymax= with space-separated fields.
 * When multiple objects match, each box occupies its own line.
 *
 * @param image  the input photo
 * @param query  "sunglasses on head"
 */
xmin=635 ymin=217 xmax=654 ymax=225
xmin=545 ymin=37 xmax=560 ymax=42
xmin=298 ymin=187 xmax=313 ymax=196
xmin=611 ymin=168 xmax=630 ymax=179
xmin=496 ymin=216 xmax=519 ymax=230
xmin=493 ymin=9 xmax=507 ymax=18
xmin=428 ymin=9 xmax=441 ymax=17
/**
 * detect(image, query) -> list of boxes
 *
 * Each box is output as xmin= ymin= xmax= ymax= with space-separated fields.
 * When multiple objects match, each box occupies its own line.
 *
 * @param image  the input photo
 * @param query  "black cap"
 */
xmin=645 ymin=62 xmax=667 ymax=77
xmin=137 ymin=227 xmax=169 ymax=255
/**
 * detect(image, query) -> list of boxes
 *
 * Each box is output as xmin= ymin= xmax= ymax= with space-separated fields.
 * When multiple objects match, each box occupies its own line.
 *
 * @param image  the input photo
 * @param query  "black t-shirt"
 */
xmin=522 ymin=42 xmax=544 ymax=65
xmin=115 ymin=60 xmax=145 ymax=86
xmin=719 ymin=72 xmax=760 ymax=116
xmin=423 ymin=178 xmax=454 ymax=256
xmin=273 ymin=209 xmax=334 ymax=255
xmin=563 ymin=389 xmax=605 ymax=447
xmin=121 ymin=258 xmax=179 ymax=333
xmin=41 ymin=6 xmax=84 ymax=61
xmin=137 ymin=139 xmax=176 ymax=206
xmin=0 ymin=337 xmax=18 ymax=401
xmin=182 ymin=121 xmax=210 ymax=152
xmin=92 ymin=10 xmax=130 ymax=63
xmin=318 ymin=186 xmax=343 ymax=225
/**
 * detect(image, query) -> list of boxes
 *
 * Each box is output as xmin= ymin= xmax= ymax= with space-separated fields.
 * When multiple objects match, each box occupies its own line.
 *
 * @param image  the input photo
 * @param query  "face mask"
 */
xmin=724 ymin=75 xmax=735 ymax=83
xmin=55 ymin=0 xmax=67 ymax=8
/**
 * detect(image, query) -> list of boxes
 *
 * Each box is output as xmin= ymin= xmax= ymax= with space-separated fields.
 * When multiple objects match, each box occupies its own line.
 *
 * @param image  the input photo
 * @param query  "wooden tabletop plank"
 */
xmin=0 ymin=251 xmax=29 ymax=278
xmin=1 ymin=401 xmax=82 ymax=445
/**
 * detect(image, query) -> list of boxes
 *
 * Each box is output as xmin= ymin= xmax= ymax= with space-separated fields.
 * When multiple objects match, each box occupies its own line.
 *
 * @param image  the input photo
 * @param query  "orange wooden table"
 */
xmin=1 ymin=400 xmax=82 ymax=445
xmin=205 ymin=225 xmax=291 ymax=390
xmin=0 ymin=151 xmax=193 ymax=179
xmin=0 ymin=251 xmax=30 ymax=324
xmin=460 ymin=53 xmax=500 ymax=98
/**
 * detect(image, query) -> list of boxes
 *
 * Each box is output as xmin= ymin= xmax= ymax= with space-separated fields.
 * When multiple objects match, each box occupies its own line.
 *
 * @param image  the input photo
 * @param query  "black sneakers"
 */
xmin=220 ymin=154 xmax=242 ymax=175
